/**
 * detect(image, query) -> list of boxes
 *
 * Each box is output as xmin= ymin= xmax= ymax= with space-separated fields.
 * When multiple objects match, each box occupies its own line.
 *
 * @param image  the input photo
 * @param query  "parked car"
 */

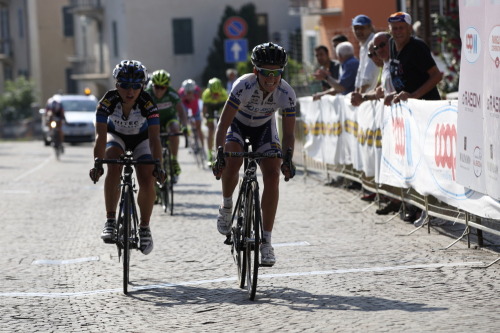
xmin=41 ymin=94 xmax=97 ymax=145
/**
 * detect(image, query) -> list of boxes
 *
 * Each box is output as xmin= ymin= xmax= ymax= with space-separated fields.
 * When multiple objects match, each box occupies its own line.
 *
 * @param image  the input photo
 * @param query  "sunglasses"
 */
xmin=373 ymin=42 xmax=387 ymax=51
xmin=368 ymin=52 xmax=374 ymax=58
xmin=117 ymin=82 xmax=143 ymax=90
xmin=153 ymin=85 xmax=167 ymax=90
xmin=255 ymin=66 xmax=284 ymax=77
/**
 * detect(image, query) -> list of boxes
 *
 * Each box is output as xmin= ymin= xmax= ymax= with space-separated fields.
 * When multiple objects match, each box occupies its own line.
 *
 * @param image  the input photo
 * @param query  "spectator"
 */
xmin=385 ymin=12 xmax=443 ymax=222
xmin=312 ymin=45 xmax=341 ymax=91
xmin=352 ymin=15 xmax=379 ymax=94
xmin=225 ymin=68 xmax=238 ymax=92
xmin=312 ymin=41 xmax=359 ymax=100
xmin=331 ymin=34 xmax=349 ymax=54
xmin=385 ymin=11 xmax=442 ymax=104
xmin=351 ymin=32 xmax=391 ymax=105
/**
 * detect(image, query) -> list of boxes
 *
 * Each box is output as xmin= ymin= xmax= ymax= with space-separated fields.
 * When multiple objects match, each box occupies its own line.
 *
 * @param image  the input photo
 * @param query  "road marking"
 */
xmin=32 ymin=257 xmax=100 ymax=265
xmin=0 ymin=261 xmax=482 ymax=298
xmin=13 ymin=156 xmax=52 ymax=182
xmin=274 ymin=241 xmax=310 ymax=248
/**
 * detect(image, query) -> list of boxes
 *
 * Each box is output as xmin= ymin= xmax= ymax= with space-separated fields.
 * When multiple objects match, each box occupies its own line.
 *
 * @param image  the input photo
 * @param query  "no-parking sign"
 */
xmin=223 ymin=16 xmax=248 ymax=39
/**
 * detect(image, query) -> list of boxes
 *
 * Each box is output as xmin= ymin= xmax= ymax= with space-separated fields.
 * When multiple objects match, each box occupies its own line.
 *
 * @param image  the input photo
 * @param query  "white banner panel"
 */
xmin=483 ymin=0 xmax=500 ymax=199
xmin=299 ymin=96 xmax=343 ymax=165
xmin=456 ymin=0 xmax=487 ymax=193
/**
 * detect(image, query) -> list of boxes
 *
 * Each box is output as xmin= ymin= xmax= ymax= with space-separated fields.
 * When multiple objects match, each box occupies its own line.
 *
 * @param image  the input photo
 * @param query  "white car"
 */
xmin=41 ymin=94 xmax=98 ymax=145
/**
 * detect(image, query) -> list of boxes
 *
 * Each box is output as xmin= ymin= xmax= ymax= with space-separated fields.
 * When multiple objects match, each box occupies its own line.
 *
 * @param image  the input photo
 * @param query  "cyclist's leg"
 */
xmin=221 ymin=141 xmax=243 ymax=199
xmin=167 ymin=120 xmax=181 ymax=157
xmin=133 ymin=140 xmax=156 ymax=227
xmin=194 ymin=114 xmax=205 ymax=150
xmin=104 ymin=135 xmax=125 ymax=216
xmin=206 ymin=119 xmax=215 ymax=160
xmin=259 ymin=158 xmax=281 ymax=233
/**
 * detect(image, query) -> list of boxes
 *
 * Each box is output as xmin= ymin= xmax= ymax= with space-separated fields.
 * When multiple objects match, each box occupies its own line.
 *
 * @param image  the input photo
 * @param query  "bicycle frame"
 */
xmin=159 ymin=132 xmax=183 ymax=215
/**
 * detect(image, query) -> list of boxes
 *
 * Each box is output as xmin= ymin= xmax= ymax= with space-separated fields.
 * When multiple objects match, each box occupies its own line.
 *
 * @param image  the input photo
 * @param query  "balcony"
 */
xmin=288 ymin=0 xmax=341 ymax=16
xmin=69 ymin=56 xmax=107 ymax=81
xmin=69 ymin=0 xmax=103 ymax=21
xmin=0 ymin=38 xmax=12 ymax=61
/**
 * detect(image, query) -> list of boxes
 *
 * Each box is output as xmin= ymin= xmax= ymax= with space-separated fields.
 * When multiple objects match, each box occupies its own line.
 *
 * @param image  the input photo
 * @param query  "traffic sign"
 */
xmin=223 ymin=16 xmax=248 ymax=39
xmin=224 ymin=39 xmax=248 ymax=63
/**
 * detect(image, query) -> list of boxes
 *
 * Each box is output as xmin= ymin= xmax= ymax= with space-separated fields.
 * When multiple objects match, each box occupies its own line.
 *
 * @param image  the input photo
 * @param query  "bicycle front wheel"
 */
xmin=244 ymin=182 xmax=260 ymax=300
xmin=122 ymin=185 xmax=132 ymax=294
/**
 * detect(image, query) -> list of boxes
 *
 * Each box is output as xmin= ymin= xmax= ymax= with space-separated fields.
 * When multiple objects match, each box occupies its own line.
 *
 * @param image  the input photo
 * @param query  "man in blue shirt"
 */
xmin=313 ymin=41 xmax=359 ymax=100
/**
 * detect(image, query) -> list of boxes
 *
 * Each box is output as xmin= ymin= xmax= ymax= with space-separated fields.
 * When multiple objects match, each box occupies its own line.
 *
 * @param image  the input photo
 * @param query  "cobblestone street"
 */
xmin=0 ymin=141 xmax=499 ymax=332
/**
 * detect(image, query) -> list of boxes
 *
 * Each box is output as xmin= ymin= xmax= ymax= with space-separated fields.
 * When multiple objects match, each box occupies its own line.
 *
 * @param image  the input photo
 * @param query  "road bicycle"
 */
xmin=49 ymin=120 xmax=63 ymax=160
xmin=187 ymin=113 xmax=207 ymax=169
xmin=217 ymin=143 xmax=292 ymax=300
xmin=158 ymin=132 xmax=184 ymax=215
xmin=94 ymin=151 xmax=160 ymax=294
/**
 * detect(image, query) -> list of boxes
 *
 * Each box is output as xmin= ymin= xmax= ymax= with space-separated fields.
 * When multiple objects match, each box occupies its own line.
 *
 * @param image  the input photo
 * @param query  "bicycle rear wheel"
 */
xmin=244 ymin=182 xmax=260 ymax=300
xmin=122 ymin=185 xmax=132 ymax=294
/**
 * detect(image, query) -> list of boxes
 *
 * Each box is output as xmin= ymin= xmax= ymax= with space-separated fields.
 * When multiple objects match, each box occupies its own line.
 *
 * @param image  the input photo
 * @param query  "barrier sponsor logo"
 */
xmin=464 ymin=27 xmax=481 ymax=63
xmin=434 ymin=123 xmax=457 ymax=180
xmin=392 ymin=116 xmax=405 ymax=156
xmin=462 ymin=90 xmax=481 ymax=109
xmin=473 ymin=146 xmax=483 ymax=177
xmin=425 ymin=105 xmax=473 ymax=199
xmin=486 ymin=94 xmax=500 ymax=114
xmin=488 ymin=26 xmax=500 ymax=68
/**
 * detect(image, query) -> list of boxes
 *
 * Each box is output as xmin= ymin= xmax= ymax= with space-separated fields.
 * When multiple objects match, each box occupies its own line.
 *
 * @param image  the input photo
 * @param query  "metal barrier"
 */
xmin=287 ymin=115 xmax=500 ymax=267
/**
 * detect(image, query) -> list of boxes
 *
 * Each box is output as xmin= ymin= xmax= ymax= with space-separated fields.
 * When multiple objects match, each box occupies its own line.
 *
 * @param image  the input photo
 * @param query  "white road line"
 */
xmin=13 ymin=155 xmax=52 ymax=182
xmin=0 ymin=261 xmax=483 ymax=298
xmin=32 ymin=257 xmax=100 ymax=265
xmin=274 ymin=241 xmax=310 ymax=247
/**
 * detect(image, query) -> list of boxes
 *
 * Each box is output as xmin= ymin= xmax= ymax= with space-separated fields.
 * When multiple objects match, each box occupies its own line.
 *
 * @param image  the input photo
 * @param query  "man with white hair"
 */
xmin=313 ymin=41 xmax=359 ymax=100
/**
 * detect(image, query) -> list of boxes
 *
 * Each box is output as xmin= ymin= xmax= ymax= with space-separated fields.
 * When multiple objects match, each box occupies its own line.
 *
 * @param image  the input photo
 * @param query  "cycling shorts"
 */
xmin=203 ymin=102 xmax=225 ymax=121
xmin=226 ymin=117 xmax=281 ymax=154
xmin=106 ymin=132 xmax=152 ymax=160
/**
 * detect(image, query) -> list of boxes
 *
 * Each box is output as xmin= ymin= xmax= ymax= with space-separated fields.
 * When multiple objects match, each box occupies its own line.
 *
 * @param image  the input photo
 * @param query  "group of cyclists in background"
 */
xmin=89 ymin=42 xmax=296 ymax=267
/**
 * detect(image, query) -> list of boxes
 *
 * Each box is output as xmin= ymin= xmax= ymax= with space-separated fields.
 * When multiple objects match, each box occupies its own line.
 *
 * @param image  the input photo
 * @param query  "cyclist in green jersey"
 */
xmin=201 ymin=77 xmax=228 ymax=163
xmin=145 ymin=70 xmax=188 ymax=179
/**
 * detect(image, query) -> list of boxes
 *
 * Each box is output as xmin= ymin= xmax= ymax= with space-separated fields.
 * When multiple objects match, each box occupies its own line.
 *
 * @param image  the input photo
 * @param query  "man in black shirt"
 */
xmin=386 ymin=12 xmax=442 ymax=103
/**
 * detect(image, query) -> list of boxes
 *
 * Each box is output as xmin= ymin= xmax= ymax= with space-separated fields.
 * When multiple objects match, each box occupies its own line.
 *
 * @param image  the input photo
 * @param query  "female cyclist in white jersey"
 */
xmin=213 ymin=42 xmax=296 ymax=266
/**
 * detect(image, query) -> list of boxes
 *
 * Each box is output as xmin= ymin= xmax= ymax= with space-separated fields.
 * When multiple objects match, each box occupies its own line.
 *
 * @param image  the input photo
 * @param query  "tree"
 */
xmin=201 ymin=3 xmax=267 ymax=87
xmin=0 ymin=77 xmax=37 ymax=122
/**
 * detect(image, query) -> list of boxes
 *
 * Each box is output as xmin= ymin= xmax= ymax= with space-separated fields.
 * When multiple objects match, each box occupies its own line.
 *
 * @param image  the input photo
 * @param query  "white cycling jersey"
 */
xmin=227 ymin=73 xmax=296 ymax=127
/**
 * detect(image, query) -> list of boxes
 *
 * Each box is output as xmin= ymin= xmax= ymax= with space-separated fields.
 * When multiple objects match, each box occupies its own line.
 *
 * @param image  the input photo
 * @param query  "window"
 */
xmin=62 ymin=6 xmax=74 ymax=37
xmin=112 ymin=21 xmax=119 ymax=57
xmin=173 ymin=18 xmax=193 ymax=55
xmin=18 ymin=8 xmax=24 ymax=38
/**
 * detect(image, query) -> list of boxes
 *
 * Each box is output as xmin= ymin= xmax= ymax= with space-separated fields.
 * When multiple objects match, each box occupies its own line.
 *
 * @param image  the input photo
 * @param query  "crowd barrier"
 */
xmin=286 ymin=94 xmax=500 ymax=265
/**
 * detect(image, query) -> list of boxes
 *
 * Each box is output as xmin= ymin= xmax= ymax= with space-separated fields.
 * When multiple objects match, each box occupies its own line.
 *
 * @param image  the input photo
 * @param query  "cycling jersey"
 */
xmin=178 ymin=86 xmax=202 ymax=117
xmin=95 ymin=90 xmax=159 ymax=139
xmin=227 ymin=73 xmax=296 ymax=127
xmin=202 ymin=88 xmax=228 ymax=120
xmin=144 ymin=86 xmax=181 ymax=129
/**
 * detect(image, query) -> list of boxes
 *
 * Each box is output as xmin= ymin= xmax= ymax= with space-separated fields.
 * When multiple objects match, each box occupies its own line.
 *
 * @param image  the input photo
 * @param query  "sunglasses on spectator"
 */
xmin=373 ymin=42 xmax=387 ymax=51
xmin=117 ymin=82 xmax=143 ymax=90
xmin=368 ymin=52 xmax=375 ymax=58
xmin=153 ymin=85 xmax=167 ymax=90
xmin=255 ymin=66 xmax=284 ymax=77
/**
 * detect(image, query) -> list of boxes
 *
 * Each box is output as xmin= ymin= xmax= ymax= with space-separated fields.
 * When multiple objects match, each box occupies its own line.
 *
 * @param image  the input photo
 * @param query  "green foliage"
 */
xmin=431 ymin=2 xmax=460 ymax=94
xmin=0 ymin=76 xmax=37 ymax=121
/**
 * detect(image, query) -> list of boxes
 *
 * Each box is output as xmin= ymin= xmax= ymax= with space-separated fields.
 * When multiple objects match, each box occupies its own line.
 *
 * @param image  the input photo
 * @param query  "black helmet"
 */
xmin=250 ymin=42 xmax=288 ymax=67
xmin=112 ymin=60 xmax=148 ymax=83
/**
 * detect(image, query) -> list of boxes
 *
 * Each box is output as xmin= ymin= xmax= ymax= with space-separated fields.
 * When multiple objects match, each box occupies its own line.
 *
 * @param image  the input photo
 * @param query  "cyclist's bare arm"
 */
xmin=281 ymin=113 xmax=295 ymax=157
xmin=94 ymin=122 xmax=108 ymax=160
xmin=148 ymin=123 xmax=163 ymax=164
xmin=175 ymin=101 xmax=188 ymax=128
xmin=214 ymin=102 xmax=237 ymax=149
